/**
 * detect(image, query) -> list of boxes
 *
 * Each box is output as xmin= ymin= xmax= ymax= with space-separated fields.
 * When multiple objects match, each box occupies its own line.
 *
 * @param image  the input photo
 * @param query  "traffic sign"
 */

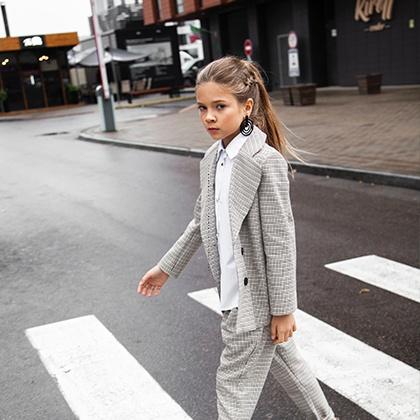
xmin=288 ymin=31 xmax=298 ymax=49
xmin=244 ymin=38 xmax=253 ymax=59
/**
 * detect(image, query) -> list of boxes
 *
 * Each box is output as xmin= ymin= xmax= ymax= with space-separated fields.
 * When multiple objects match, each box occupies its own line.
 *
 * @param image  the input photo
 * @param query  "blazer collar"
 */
xmin=202 ymin=124 xmax=267 ymax=171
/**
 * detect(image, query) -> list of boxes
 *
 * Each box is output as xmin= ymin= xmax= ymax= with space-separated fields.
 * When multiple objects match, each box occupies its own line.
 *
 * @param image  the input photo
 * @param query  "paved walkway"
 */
xmin=81 ymin=86 xmax=420 ymax=178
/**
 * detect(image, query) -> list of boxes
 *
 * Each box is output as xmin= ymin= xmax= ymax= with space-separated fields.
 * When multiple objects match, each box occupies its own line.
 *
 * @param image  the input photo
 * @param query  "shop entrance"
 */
xmin=21 ymin=69 xmax=45 ymax=109
xmin=44 ymin=71 xmax=63 ymax=106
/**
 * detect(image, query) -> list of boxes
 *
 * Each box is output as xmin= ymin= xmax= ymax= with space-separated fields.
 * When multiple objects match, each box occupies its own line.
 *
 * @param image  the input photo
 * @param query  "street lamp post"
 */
xmin=90 ymin=0 xmax=116 ymax=131
xmin=1 ymin=1 xmax=11 ymax=37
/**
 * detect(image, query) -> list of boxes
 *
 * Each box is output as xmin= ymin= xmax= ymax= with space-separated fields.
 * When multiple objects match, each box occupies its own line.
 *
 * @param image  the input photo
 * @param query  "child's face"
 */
xmin=196 ymin=82 xmax=252 ymax=144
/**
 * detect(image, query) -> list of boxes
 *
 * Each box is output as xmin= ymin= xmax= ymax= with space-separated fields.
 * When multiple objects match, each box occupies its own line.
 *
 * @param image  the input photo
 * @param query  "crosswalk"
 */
xmin=25 ymin=315 xmax=192 ymax=420
xmin=24 ymin=254 xmax=419 ymax=420
xmin=189 ymin=287 xmax=419 ymax=420
xmin=325 ymin=254 xmax=420 ymax=303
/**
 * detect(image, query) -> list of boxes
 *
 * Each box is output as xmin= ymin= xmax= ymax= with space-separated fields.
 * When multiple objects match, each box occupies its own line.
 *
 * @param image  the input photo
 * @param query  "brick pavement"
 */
xmin=81 ymin=86 xmax=420 ymax=177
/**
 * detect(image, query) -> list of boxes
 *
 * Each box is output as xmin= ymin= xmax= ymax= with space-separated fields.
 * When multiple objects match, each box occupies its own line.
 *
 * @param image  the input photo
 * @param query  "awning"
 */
xmin=68 ymin=47 xmax=149 ymax=67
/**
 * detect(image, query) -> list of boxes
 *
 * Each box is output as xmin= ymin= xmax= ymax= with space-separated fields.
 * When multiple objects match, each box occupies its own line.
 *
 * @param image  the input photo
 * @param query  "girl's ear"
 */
xmin=244 ymin=98 xmax=254 ymax=115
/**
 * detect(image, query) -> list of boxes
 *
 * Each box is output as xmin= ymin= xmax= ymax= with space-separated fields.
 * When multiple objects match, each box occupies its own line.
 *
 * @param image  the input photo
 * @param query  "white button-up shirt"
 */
xmin=215 ymin=131 xmax=248 ymax=311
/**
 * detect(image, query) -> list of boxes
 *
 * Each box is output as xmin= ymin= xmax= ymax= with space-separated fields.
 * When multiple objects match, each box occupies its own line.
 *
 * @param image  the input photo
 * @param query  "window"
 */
xmin=174 ymin=0 xmax=184 ymax=14
xmin=156 ymin=0 xmax=162 ymax=20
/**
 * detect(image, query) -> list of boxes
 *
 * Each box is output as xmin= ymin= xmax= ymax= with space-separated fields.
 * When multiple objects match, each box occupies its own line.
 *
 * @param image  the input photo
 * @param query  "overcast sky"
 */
xmin=0 ymin=0 xmax=92 ymax=38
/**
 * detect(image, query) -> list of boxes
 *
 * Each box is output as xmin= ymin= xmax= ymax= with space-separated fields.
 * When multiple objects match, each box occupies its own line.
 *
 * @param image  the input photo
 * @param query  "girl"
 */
xmin=137 ymin=56 xmax=338 ymax=420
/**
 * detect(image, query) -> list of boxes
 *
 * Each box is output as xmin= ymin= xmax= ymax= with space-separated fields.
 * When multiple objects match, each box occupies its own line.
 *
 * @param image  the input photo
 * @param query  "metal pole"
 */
xmin=110 ymin=59 xmax=120 ymax=103
xmin=1 ymin=2 xmax=11 ymax=37
xmin=90 ymin=0 xmax=116 ymax=131
xmin=90 ymin=0 xmax=110 ymax=99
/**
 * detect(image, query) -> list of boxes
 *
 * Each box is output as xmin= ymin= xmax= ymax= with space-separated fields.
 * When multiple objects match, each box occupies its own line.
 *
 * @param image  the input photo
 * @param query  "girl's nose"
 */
xmin=205 ymin=114 xmax=216 ymax=123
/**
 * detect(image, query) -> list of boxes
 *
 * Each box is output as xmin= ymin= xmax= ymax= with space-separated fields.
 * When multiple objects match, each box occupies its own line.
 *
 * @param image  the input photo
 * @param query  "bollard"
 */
xmin=95 ymin=85 xmax=117 ymax=132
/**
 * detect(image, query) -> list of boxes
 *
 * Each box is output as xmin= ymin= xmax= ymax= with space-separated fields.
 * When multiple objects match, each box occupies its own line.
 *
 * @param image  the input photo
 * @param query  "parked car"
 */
xmin=182 ymin=58 xmax=204 ymax=87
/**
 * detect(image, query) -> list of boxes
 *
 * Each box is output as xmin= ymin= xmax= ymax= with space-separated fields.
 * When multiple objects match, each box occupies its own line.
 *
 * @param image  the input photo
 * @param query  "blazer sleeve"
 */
xmin=157 ymin=191 xmax=202 ymax=278
xmin=259 ymin=152 xmax=298 ymax=316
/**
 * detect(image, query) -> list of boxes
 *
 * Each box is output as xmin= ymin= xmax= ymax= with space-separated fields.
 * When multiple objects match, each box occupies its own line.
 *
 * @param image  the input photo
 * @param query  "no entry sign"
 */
xmin=244 ymin=38 xmax=253 ymax=59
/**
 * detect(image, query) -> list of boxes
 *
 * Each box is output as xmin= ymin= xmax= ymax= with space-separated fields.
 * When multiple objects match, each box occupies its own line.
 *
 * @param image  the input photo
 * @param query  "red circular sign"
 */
xmin=244 ymin=39 xmax=253 ymax=57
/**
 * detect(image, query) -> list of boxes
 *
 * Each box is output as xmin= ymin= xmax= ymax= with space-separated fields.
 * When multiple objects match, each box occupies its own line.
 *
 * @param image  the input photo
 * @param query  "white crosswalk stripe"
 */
xmin=188 ymin=287 xmax=420 ymax=420
xmin=325 ymin=254 xmax=420 ymax=303
xmin=25 ymin=315 xmax=192 ymax=420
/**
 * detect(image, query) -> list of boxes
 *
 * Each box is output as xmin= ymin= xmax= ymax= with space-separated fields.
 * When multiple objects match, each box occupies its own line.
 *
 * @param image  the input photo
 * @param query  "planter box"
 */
xmin=279 ymin=84 xmax=317 ymax=106
xmin=356 ymin=73 xmax=382 ymax=94
xmin=279 ymin=86 xmax=293 ymax=105
xmin=290 ymin=83 xmax=317 ymax=106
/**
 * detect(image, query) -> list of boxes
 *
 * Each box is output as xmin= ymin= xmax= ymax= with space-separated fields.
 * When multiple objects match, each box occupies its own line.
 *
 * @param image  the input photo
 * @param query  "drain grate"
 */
xmin=40 ymin=131 xmax=69 ymax=136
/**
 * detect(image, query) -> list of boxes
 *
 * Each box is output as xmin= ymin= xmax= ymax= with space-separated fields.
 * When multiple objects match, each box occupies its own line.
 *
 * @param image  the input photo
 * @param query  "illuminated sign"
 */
xmin=354 ymin=0 xmax=394 ymax=22
xmin=20 ymin=35 xmax=45 ymax=48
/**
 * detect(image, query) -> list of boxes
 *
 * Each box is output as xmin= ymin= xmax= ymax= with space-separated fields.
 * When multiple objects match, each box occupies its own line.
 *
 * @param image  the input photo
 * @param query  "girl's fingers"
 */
xmin=272 ymin=329 xmax=294 ymax=345
xmin=271 ymin=323 xmax=277 ymax=340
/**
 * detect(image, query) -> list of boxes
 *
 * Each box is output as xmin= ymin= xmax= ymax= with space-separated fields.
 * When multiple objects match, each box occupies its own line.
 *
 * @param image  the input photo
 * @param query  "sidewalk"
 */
xmin=79 ymin=85 xmax=418 ymax=189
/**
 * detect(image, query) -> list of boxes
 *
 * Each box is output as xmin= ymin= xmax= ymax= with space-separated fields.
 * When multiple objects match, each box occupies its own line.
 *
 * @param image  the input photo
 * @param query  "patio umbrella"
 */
xmin=68 ymin=47 xmax=148 ymax=67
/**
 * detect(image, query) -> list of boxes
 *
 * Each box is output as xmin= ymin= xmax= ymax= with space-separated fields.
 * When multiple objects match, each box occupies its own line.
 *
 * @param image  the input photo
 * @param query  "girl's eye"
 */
xmin=197 ymin=106 xmax=206 ymax=112
xmin=216 ymin=104 xmax=225 ymax=110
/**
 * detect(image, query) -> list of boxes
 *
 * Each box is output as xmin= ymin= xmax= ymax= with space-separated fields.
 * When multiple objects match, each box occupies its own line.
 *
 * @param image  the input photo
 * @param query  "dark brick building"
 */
xmin=141 ymin=0 xmax=419 ymax=88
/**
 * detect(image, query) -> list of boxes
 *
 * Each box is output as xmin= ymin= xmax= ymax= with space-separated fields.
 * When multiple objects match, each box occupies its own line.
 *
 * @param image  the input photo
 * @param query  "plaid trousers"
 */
xmin=216 ymin=308 xmax=336 ymax=420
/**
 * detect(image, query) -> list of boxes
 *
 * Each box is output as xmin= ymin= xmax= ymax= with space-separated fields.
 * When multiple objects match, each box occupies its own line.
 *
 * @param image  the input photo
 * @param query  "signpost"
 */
xmin=287 ymin=31 xmax=300 ymax=80
xmin=244 ymin=38 xmax=253 ymax=61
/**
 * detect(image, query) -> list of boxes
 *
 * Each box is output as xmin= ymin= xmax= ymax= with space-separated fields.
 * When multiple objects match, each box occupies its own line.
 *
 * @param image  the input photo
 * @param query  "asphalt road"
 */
xmin=0 ymin=111 xmax=419 ymax=420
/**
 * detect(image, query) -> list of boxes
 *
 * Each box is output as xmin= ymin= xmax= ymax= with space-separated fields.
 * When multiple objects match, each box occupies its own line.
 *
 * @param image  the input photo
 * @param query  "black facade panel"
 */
xmin=258 ymin=0 xmax=294 ymax=90
xmin=334 ymin=0 xmax=419 ymax=85
xmin=220 ymin=8 xmax=249 ymax=57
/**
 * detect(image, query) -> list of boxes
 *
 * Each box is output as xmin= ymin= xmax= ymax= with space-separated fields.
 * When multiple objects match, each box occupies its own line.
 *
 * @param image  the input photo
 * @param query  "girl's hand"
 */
xmin=137 ymin=265 xmax=169 ymax=297
xmin=271 ymin=313 xmax=297 ymax=344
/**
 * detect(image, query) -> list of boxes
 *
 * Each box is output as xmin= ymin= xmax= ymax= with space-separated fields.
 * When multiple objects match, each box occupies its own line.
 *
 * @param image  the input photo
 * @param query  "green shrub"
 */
xmin=0 ymin=89 xmax=7 ymax=102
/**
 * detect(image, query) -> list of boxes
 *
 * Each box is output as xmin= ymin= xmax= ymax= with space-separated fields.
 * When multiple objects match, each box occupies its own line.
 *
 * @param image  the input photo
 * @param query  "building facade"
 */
xmin=0 ymin=32 xmax=79 ymax=111
xmin=142 ymin=0 xmax=419 ymax=89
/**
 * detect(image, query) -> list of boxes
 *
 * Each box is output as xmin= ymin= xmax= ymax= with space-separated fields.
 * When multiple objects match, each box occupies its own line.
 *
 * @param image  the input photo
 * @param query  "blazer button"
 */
xmin=244 ymin=277 xmax=248 ymax=286
xmin=241 ymin=247 xmax=244 ymax=255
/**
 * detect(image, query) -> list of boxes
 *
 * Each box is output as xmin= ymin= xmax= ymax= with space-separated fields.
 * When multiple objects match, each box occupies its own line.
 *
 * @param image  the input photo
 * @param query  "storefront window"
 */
xmin=19 ymin=51 xmax=39 ymax=71
xmin=0 ymin=53 xmax=24 ymax=111
xmin=0 ymin=53 xmax=18 ymax=71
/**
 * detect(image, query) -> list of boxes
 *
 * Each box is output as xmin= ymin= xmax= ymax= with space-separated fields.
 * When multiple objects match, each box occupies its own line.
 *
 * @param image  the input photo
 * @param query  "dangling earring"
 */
xmin=240 ymin=115 xmax=254 ymax=136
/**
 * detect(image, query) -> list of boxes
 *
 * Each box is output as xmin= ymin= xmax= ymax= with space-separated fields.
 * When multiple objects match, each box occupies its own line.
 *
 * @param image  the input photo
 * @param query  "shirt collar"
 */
xmin=217 ymin=131 xmax=248 ymax=161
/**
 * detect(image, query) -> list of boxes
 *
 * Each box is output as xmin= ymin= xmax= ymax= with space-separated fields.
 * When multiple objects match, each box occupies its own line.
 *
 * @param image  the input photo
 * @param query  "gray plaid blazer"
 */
xmin=158 ymin=125 xmax=297 ymax=333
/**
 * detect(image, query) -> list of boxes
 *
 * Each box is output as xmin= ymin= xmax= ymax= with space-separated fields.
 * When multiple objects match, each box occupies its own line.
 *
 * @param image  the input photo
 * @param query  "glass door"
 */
xmin=22 ymin=71 xmax=45 ymax=109
xmin=43 ymin=70 xmax=64 ymax=106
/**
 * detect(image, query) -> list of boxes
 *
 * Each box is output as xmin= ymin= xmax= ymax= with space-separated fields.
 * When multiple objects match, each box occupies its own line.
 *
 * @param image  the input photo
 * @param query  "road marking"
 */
xmin=25 ymin=315 xmax=192 ymax=420
xmin=188 ymin=287 xmax=420 ymax=420
xmin=325 ymin=254 xmax=420 ymax=303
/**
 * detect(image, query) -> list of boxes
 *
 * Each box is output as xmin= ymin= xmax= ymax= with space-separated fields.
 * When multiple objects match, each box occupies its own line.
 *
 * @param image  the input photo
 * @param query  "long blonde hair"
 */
xmin=195 ymin=55 xmax=304 ymax=166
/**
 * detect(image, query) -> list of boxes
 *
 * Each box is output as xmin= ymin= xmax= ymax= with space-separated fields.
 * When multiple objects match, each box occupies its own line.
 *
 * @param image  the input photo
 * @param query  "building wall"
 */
xmin=333 ymin=0 xmax=419 ymax=85
xmin=142 ymin=0 xmax=419 ymax=87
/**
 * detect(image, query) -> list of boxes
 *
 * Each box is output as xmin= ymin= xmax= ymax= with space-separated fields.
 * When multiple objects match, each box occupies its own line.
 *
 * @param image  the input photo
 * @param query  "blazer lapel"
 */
xmin=200 ymin=143 xmax=221 ymax=282
xmin=199 ymin=125 xmax=267 ymax=282
xmin=229 ymin=126 xmax=267 ymax=242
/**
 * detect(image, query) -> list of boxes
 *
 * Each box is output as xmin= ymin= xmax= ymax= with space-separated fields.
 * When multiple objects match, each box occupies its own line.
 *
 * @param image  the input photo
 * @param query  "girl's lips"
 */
xmin=207 ymin=128 xmax=219 ymax=131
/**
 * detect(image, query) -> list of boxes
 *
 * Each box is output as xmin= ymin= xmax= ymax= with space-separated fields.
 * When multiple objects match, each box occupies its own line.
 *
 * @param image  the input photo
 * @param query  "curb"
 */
xmin=115 ymin=94 xmax=196 ymax=109
xmin=78 ymin=131 xmax=420 ymax=191
xmin=289 ymin=162 xmax=420 ymax=191
xmin=78 ymin=130 xmax=205 ymax=157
